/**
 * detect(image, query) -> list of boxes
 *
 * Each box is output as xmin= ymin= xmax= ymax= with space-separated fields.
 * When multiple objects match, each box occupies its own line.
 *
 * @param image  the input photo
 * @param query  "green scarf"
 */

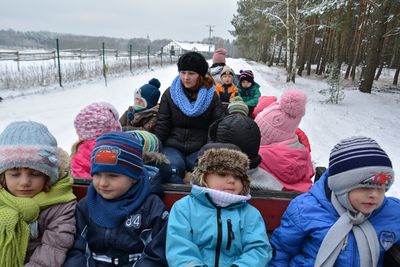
xmin=0 ymin=176 xmax=76 ymax=266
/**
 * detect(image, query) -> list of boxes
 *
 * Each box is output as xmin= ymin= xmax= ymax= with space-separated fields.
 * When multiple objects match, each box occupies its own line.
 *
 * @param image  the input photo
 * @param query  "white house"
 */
xmin=162 ymin=40 xmax=215 ymax=57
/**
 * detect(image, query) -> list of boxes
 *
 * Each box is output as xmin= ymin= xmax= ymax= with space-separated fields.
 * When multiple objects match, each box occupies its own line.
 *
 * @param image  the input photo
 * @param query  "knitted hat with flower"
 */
xmin=255 ymin=89 xmax=307 ymax=145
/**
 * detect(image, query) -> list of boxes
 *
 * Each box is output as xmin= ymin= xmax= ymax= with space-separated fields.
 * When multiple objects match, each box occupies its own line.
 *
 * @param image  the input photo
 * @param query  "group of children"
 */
xmin=0 ymin=49 xmax=399 ymax=267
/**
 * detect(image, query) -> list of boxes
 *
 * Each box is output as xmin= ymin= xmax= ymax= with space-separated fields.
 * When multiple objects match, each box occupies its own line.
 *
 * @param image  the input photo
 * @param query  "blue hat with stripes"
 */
xmin=90 ymin=131 xmax=144 ymax=181
xmin=328 ymin=136 xmax=394 ymax=194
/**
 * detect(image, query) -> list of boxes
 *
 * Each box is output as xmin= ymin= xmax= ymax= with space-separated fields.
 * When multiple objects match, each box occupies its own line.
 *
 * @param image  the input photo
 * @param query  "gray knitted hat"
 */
xmin=0 ymin=121 xmax=60 ymax=183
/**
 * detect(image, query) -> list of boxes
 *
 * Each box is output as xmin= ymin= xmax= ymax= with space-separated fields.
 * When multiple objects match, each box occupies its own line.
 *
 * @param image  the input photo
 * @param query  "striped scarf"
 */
xmin=170 ymin=75 xmax=215 ymax=117
xmin=0 ymin=176 xmax=76 ymax=266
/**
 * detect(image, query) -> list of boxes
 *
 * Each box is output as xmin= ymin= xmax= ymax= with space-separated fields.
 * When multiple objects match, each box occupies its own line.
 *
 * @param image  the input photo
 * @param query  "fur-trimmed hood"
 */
xmin=192 ymin=148 xmax=250 ymax=195
xmin=142 ymin=151 xmax=170 ymax=165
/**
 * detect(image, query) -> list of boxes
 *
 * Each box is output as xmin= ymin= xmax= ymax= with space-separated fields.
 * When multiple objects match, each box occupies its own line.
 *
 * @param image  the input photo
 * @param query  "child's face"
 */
xmin=134 ymin=97 xmax=146 ymax=108
xmin=240 ymin=80 xmax=252 ymax=88
xmin=221 ymin=74 xmax=233 ymax=85
xmin=93 ymin=172 xmax=137 ymax=200
xmin=4 ymin=168 xmax=47 ymax=197
xmin=179 ymin=70 xmax=200 ymax=89
xmin=204 ymin=172 xmax=243 ymax=195
xmin=348 ymin=187 xmax=385 ymax=214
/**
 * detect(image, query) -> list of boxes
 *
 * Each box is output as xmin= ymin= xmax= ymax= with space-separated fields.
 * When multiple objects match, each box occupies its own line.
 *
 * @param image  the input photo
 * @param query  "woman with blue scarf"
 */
xmin=155 ymin=51 xmax=224 ymax=184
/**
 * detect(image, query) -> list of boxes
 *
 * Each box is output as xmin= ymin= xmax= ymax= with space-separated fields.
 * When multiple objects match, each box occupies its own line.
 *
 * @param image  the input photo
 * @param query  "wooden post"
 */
xmin=56 ymin=39 xmax=62 ymax=87
xmin=16 ymin=51 xmax=20 ymax=72
xmin=147 ymin=45 xmax=150 ymax=69
xmin=102 ymin=42 xmax=107 ymax=87
xmin=129 ymin=44 xmax=132 ymax=73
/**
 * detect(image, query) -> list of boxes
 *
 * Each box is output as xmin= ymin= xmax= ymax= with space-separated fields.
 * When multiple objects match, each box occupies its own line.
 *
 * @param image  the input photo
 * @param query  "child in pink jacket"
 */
xmin=255 ymin=90 xmax=314 ymax=192
xmin=71 ymin=102 xmax=122 ymax=178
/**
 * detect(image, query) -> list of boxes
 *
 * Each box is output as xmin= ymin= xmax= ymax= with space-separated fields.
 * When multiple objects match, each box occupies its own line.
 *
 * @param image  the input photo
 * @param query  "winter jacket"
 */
xmin=214 ymin=83 xmax=238 ymax=103
xmin=269 ymin=172 xmax=400 ymax=267
xmin=238 ymin=82 xmax=261 ymax=107
xmin=25 ymin=200 xmax=76 ymax=267
xmin=295 ymin=128 xmax=311 ymax=152
xmin=71 ymin=139 xmax=96 ymax=178
xmin=248 ymin=167 xmax=283 ymax=191
xmin=166 ymin=186 xmax=272 ymax=267
xmin=154 ymin=87 xmax=224 ymax=154
xmin=119 ymin=105 xmax=159 ymax=132
xmin=64 ymin=194 xmax=168 ymax=267
xmin=258 ymin=138 xmax=314 ymax=192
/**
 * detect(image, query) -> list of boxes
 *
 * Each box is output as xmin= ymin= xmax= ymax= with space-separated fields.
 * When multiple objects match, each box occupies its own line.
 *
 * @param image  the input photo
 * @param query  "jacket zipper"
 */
xmin=226 ymin=219 xmax=234 ymax=250
xmin=214 ymin=207 xmax=222 ymax=267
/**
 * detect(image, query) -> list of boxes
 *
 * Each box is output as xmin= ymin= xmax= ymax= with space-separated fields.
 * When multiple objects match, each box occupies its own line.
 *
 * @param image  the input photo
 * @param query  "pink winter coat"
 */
xmin=25 ymin=200 xmax=76 ymax=267
xmin=71 ymin=139 xmax=96 ymax=178
xmin=258 ymin=139 xmax=314 ymax=192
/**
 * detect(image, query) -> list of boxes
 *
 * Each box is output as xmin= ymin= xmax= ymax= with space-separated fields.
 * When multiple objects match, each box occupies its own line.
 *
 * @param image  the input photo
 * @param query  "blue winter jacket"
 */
xmin=166 ymin=186 xmax=272 ymax=267
xmin=63 ymin=194 xmax=168 ymax=267
xmin=269 ymin=171 xmax=400 ymax=267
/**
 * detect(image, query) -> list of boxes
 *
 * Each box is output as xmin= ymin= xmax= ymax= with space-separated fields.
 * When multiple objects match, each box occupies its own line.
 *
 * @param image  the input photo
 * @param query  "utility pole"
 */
xmin=206 ymin=25 xmax=215 ymax=52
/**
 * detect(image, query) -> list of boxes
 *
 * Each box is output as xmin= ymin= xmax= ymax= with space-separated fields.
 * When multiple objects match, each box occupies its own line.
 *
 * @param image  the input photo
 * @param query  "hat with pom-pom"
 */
xmin=0 ymin=121 xmax=62 ymax=183
xmin=74 ymin=102 xmax=122 ymax=141
xmin=135 ymin=78 xmax=161 ymax=109
xmin=177 ymin=51 xmax=209 ymax=77
xmin=212 ymin=48 xmax=227 ymax=64
xmin=253 ymin=96 xmax=278 ymax=118
xmin=255 ymin=89 xmax=307 ymax=145
xmin=227 ymin=96 xmax=249 ymax=116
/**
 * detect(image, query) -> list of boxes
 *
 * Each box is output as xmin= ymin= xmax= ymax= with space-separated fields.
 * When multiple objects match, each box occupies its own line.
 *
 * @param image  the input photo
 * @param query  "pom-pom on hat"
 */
xmin=227 ymin=96 xmax=249 ymax=116
xmin=255 ymin=89 xmax=307 ymax=145
xmin=0 ymin=121 xmax=61 ymax=183
xmin=127 ymin=130 xmax=162 ymax=153
xmin=212 ymin=48 xmax=227 ymax=64
xmin=239 ymin=70 xmax=254 ymax=85
xmin=177 ymin=51 xmax=209 ymax=77
xmin=327 ymin=136 xmax=394 ymax=195
xmin=192 ymin=147 xmax=250 ymax=195
xmin=135 ymin=78 xmax=161 ymax=109
xmin=74 ymin=102 xmax=122 ymax=141
xmin=90 ymin=131 xmax=144 ymax=181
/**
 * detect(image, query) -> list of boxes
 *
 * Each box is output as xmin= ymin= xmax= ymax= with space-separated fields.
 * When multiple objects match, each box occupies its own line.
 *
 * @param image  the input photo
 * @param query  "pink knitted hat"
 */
xmin=255 ymin=90 xmax=307 ymax=145
xmin=212 ymin=48 xmax=227 ymax=64
xmin=74 ymin=102 xmax=122 ymax=141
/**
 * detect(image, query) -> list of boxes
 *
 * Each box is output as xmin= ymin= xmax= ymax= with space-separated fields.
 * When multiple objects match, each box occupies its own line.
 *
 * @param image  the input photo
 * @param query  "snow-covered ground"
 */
xmin=0 ymin=58 xmax=399 ymax=197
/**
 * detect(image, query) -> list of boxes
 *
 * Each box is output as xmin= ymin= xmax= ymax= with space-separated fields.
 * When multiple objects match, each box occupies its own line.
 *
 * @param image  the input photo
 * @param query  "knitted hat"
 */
xmin=0 ymin=121 xmax=60 ymax=183
xmin=209 ymin=114 xmax=261 ymax=169
xmin=253 ymin=95 xmax=278 ymax=118
xmin=239 ymin=70 xmax=254 ymax=85
xmin=255 ymin=89 xmax=307 ymax=145
xmin=127 ymin=130 xmax=162 ymax=153
xmin=135 ymin=78 xmax=161 ymax=109
xmin=74 ymin=102 xmax=122 ymax=141
xmin=227 ymin=96 xmax=249 ymax=116
xmin=192 ymin=147 xmax=250 ymax=195
xmin=91 ymin=131 xmax=144 ymax=181
xmin=212 ymin=48 xmax=227 ymax=64
xmin=328 ymin=136 xmax=394 ymax=195
xmin=220 ymin=65 xmax=234 ymax=77
xmin=177 ymin=51 xmax=209 ymax=77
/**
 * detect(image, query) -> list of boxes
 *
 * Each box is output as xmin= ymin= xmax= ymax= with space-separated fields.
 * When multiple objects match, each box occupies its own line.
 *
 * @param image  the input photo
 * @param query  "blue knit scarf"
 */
xmin=86 ymin=169 xmax=151 ymax=228
xmin=170 ymin=75 xmax=215 ymax=117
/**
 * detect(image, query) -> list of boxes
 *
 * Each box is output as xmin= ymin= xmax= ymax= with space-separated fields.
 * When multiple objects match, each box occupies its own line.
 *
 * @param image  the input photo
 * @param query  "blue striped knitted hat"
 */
xmin=91 ymin=131 xmax=144 ymax=181
xmin=328 ymin=136 xmax=394 ymax=194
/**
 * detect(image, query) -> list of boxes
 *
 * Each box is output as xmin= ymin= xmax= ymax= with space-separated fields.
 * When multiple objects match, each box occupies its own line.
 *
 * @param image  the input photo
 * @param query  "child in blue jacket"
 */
xmin=64 ymin=132 xmax=168 ymax=267
xmin=166 ymin=144 xmax=272 ymax=267
xmin=270 ymin=136 xmax=400 ymax=267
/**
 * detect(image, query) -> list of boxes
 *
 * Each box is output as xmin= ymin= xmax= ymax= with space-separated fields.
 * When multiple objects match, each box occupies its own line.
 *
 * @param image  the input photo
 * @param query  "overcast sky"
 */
xmin=1 ymin=0 xmax=239 ymax=41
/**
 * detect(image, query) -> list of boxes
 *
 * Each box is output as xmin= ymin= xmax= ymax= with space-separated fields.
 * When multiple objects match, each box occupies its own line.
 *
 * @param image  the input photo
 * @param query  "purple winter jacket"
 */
xmin=25 ymin=200 xmax=76 ymax=267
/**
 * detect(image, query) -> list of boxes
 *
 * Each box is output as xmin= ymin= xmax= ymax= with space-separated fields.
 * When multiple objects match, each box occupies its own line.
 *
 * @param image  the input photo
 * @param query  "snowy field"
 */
xmin=0 ymin=58 xmax=399 ymax=198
